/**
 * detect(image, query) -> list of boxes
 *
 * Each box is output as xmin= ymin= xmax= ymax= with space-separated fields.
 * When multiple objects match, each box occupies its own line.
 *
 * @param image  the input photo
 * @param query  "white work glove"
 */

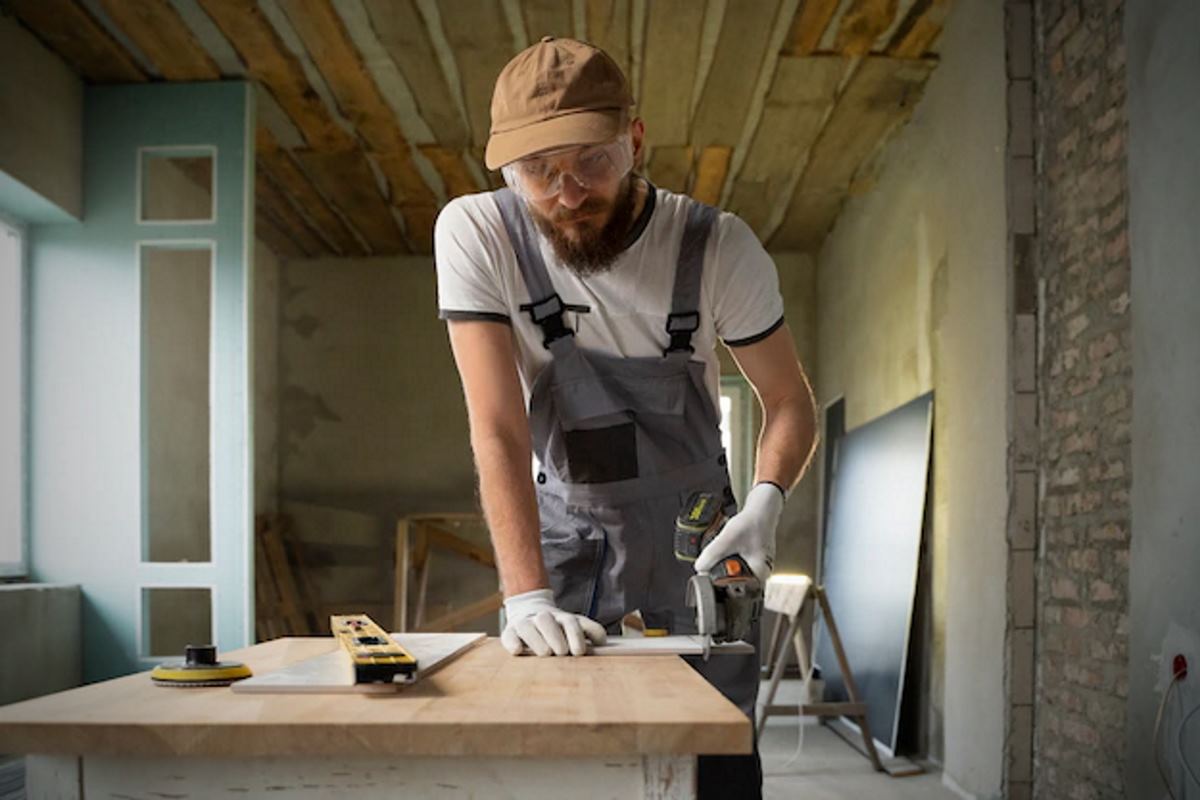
xmin=693 ymin=482 xmax=784 ymax=582
xmin=500 ymin=588 xmax=608 ymax=657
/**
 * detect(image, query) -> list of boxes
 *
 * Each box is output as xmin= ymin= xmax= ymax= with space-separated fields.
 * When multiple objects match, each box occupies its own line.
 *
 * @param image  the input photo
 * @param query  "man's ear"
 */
xmin=630 ymin=117 xmax=646 ymax=170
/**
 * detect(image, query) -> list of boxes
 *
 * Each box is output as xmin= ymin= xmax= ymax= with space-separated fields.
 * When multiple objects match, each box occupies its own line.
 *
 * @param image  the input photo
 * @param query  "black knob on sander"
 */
xmin=185 ymin=644 xmax=218 ymax=667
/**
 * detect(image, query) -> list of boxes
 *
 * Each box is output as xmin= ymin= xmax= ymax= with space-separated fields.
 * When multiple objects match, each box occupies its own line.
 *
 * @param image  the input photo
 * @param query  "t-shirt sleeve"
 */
xmin=710 ymin=212 xmax=785 ymax=346
xmin=434 ymin=196 xmax=511 ymax=323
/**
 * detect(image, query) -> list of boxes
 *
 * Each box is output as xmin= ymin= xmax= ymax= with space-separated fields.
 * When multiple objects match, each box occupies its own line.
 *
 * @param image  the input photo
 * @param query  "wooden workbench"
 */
xmin=0 ymin=637 xmax=751 ymax=799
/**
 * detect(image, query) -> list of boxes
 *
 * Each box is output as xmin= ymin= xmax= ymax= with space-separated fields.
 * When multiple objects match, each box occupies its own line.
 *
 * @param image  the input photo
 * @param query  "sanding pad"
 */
xmin=151 ymin=644 xmax=252 ymax=688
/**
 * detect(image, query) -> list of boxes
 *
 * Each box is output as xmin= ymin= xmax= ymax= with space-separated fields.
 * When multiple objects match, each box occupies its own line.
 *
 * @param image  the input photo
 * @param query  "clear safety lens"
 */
xmin=504 ymin=135 xmax=633 ymax=201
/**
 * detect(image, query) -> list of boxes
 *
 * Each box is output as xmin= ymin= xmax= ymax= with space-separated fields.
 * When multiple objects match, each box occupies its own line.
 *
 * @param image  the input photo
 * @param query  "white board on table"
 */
xmin=232 ymin=632 xmax=485 ymax=694
xmin=590 ymin=636 xmax=754 ymax=656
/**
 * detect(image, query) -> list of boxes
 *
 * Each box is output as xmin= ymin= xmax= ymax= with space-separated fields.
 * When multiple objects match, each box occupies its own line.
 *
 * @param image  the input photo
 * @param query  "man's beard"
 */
xmin=529 ymin=177 xmax=638 ymax=277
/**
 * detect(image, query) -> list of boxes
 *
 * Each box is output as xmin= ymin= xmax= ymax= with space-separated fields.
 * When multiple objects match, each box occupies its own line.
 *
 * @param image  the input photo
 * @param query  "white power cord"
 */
xmin=1155 ymin=670 xmax=1185 ymax=800
xmin=1178 ymin=700 xmax=1200 ymax=790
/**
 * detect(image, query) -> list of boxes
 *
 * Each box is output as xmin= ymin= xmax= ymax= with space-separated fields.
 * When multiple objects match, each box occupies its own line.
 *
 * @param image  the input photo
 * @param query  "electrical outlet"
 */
xmin=1158 ymin=622 xmax=1200 ymax=691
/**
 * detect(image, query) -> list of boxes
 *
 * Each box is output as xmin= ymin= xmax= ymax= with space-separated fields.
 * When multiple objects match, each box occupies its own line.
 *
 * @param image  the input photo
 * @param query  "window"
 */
xmin=0 ymin=217 xmax=25 ymax=576
xmin=719 ymin=375 xmax=756 ymax=506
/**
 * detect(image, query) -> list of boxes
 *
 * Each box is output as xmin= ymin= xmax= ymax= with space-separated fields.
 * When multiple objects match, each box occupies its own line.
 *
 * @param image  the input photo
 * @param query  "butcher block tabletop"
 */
xmin=0 ymin=637 xmax=752 ymax=759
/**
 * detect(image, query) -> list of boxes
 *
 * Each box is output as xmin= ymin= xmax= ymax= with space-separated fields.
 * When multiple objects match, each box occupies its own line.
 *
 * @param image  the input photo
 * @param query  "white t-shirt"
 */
xmin=434 ymin=183 xmax=784 ymax=409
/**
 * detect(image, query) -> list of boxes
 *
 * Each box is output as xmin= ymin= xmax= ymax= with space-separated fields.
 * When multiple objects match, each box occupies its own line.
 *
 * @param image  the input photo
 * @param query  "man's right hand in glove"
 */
xmin=500 ymin=588 xmax=608 ymax=656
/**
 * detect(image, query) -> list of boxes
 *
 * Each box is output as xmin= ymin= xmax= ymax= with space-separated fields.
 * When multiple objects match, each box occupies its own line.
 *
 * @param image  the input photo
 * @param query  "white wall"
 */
xmin=812 ymin=1 xmax=1008 ymax=792
xmin=1125 ymin=1 xmax=1200 ymax=796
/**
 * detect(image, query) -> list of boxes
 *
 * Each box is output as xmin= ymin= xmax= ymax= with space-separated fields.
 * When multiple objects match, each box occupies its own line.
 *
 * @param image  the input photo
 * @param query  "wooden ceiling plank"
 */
xmin=834 ymin=0 xmax=900 ymax=56
xmin=419 ymin=146 xmax=484 ymax=200
xmin=887 ymin=0 xmax=952 ymax=58
xmin=521 ymin=0 xmax=575 ymax=41
xmin=7 ymin=0 xmax=147 ymax=83
xmin=727 ymin=55 xmax=846 ymax=236
xmin=256 ymin=209 xmax=310 ymax=259
xmin=257 ymin=127 xmax=368 ymax=256
xmin=256 ymin=171 xmax=329 ymax=256
xmin=783 ymin=0 xmax=842 ymax=56
xmin=770 ymin=55 xmax=934 ymax=250
xmin=639 ymin=0 xmax=704 ymax=147
xmin=647 ymin=146 xmax=694 ymax=195
xmin=586 ymin=0 xmax=632 ymax=80
xmin=276 ymin=0 xmax=434 ymax=208
xmin=691 ymin=146 xmax=731 ymax=206
xmin=297 ymin=149 xmax=409 ymax=254
xmin=438 ymin=0 xmax=518 ymax=151
xmin=195 ymin=0 xmax=353 ymax=152
xmin=98 ymin=0 xmax=222 ymax=81
xmin=690 ymin=0 xmax=782 ymax=150
xmin=399 ymin=205 xmax=438 ymax=254
xmin=362 ymin=0 xmax=470 ymax=148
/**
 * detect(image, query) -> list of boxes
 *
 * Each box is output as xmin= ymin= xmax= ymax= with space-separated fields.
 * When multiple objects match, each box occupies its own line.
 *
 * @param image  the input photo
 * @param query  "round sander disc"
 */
xmin=151 ymin=644 xmax=252 ymax=687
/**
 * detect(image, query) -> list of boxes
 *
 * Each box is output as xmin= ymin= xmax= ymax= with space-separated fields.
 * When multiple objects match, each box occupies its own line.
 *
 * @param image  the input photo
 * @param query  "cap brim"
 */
xmin=485 ymin=110 xmax=624 ymax=170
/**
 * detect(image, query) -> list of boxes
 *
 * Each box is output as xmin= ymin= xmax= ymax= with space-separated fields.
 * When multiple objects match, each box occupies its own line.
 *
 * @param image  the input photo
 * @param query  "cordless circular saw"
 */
xmin=674 ymin=490 xmax=764 ymax=659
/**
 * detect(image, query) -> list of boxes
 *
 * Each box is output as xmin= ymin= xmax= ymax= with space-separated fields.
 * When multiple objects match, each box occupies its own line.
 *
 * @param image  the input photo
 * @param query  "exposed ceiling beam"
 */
xmin=887 ymin=0 xmax=952 ymax=57
xmin=7 ymin=0 xmax=148 ymax=82
xmin=195 ymin=0 xmax=355 ymax=152
xmin=769 ymin=55 xmax=935 ymax=250
xmin=783 ymin=0 xmax=841 ymax=56
xmin=257 ymin=127 xmax=369 ymax=256
xmin=98 ymin=0 xmax=222 ymax=80
xmin=834 ymin=0 xmax=900 ymax=56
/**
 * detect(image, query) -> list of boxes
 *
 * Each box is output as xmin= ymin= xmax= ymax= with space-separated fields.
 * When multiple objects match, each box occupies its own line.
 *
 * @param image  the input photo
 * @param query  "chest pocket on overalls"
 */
xmin=551 ymin=372 xmax=688 ymax=483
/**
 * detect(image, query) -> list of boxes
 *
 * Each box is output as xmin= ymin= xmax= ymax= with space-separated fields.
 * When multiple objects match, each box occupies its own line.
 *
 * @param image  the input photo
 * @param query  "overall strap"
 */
xmin=665 ymin=201 xmax=719 ymax=355
xmin=493 ymin=188 xmax=575 ymax=349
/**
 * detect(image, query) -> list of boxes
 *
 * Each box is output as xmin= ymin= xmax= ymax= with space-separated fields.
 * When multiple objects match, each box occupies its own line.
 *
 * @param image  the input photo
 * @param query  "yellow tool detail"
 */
xmin=331 ymin=613 xmax=417 ymax=684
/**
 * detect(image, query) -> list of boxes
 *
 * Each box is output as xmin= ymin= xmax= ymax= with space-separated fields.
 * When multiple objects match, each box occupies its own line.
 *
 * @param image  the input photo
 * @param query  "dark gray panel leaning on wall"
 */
xmin=814 ymin=391 xmax=933 ymax=753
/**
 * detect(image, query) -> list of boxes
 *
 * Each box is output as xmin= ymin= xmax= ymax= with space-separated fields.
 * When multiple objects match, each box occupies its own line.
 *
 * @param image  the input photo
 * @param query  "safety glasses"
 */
xmin=502 ymin=135 xmax=634 ymax=201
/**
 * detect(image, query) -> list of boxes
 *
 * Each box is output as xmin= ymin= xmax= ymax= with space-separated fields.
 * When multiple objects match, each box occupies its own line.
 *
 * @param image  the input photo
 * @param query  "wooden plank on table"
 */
xmin=770 ymin=56 xmax=934 ymax=251
xmin=257 ymin=127 xmax=368 ymax=256
xmin=196 ymin=0 xmax=354 ymax=152
xmin=833 ymin=0 xmax=900 ymax=56
xmin=98 ymin=0 xmax=221 ymax=80
xmin=639 ymin=0 xmax=704 ymax=146
xmin=647 ymin=146 xmax=693 ymax=195
xmin=690 ymin=0 xmax=783 ymax=151
xmin=439 ymin=0 xmax=518 ymax=150
xmin=362 ymin=0 xmax=471 ymax=148
xmin=7 ymin=0 xmax=147 ymax=82
xmin=691 ymin=146 xmax=731 ymax=206
xmin=727 ymin=56 xmax=846 ymax=236
xmin=256 ymin=171 xmax=330 ymax=256
xmin=420 ymin=145 xmax=483 ymax=199
xmin=256 ymin=207 xmax=310 ymax=260
xmin=782 ymin=0 xmax=842 ymax=55
xmin=297 ymin=149 xmax=409 ymax=254
xmin=521 ymin=0 xmax=575 ymax=41
xmin=586 ymin=0 xmax=632 ymax=81
xmin=887 ymin=0 xmax=952 ymax=57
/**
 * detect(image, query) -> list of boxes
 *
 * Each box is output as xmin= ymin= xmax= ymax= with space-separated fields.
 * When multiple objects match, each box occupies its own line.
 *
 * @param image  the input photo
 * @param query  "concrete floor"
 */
xmin=760 ymin=721 xmax=961 ymax=800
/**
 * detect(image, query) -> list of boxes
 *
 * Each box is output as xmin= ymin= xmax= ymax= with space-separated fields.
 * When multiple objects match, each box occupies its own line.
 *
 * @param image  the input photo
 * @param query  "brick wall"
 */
xmin=1033 ymin=1 xmax=1131 ymax=798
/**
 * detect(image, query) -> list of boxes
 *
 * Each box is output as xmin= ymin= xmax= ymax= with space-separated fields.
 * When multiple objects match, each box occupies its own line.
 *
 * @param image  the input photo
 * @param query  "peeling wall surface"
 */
xmin=1125 ymin=0 xmax=1200 ymax=795
xmin=0 ymin=16 xmax=81 ymax=221
xmin=812 ymin=0 xmax=1008 ymax=789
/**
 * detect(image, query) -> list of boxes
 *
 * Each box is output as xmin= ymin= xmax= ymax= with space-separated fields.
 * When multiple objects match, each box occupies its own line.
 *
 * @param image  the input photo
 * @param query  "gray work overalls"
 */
xmin=494 ymin=188 xmax=762 ymax=795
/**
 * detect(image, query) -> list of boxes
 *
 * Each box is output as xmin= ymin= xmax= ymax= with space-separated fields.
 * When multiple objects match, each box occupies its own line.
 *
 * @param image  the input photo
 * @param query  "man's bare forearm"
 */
xmin=472 ymin=430 xmax=548 ymax=597
xmin=754 ymin=367 xmax=819 ymax=492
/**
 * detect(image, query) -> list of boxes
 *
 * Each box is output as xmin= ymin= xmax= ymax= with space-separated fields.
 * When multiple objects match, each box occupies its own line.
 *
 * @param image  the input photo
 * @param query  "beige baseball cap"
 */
xmin=485 ymin=36 xmax=634 ymax=170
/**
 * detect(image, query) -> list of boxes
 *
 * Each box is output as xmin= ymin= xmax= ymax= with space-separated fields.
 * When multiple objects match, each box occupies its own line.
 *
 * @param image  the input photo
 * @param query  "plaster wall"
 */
xmin=812 ymin=0 xmax=1008 ymax=790
xmin=1125 ymin=1 xmax=1200 ymax=795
